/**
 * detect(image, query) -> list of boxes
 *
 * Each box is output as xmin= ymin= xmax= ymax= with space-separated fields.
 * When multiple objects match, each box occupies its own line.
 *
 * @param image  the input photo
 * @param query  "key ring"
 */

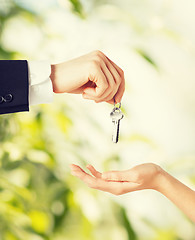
xmin=114 ymin=99 xmax=121 ymax=110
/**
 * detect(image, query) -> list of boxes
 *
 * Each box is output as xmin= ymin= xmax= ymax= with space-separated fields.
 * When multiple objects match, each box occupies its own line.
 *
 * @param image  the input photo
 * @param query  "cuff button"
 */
xmin=5 ymin=94 xmax=13 ymax=103
xmin=0 ymin=96 xmax=4 ymax=104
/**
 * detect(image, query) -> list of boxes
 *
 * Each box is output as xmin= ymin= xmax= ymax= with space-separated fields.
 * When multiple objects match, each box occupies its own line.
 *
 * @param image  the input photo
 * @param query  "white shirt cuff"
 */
xmin=28 ymin=60 xmax=53 ymax=106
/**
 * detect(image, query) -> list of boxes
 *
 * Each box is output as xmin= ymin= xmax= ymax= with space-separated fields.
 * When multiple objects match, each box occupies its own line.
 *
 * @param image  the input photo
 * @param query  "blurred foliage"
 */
xmin=69 ymin=0 xmax=85 ymax=18
xmin=0 ymin=0 xmax=36 ymax=59
xmin=0 ymin=104 xmax=137 ymax=239
xmin=119 ymin=207 xmax=137 ymax=240
xmin=135 ymin=48 xmax=158 ymax=70
xmin=0 ymin=2 xmax=137 ymax=228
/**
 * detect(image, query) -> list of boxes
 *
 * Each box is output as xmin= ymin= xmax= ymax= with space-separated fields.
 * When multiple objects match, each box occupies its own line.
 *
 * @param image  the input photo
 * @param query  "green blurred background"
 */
xmin=0 ymin=0 xmax=195 ymax=239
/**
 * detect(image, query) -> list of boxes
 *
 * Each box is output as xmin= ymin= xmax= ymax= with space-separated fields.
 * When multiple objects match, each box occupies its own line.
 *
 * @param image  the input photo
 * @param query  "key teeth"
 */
xmin=110 ymin=105 xmax=123 ymax=143
xmin=116 ymin=120 xmax=120 ymax=143
xmin=111 ymin=120 xmax=120 ymax=143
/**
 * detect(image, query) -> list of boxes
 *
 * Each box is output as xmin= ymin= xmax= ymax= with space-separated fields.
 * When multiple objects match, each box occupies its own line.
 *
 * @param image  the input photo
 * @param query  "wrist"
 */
xmin=152 ymin=165 xmax=167 ymax=192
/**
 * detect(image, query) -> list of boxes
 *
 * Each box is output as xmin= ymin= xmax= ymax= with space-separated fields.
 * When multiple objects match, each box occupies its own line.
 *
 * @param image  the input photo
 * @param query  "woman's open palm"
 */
xmin=70 ymin=163 xmax=162 ymax=195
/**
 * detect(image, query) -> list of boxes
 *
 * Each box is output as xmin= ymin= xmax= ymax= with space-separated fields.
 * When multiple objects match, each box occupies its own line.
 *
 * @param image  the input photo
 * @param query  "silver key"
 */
xmin=110 ymin=108 xmax=124 ymax=143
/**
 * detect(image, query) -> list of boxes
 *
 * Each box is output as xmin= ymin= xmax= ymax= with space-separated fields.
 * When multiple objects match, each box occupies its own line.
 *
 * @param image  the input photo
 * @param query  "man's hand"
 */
xmin=50 ymin=51 xmax=125 ymax=104
xmin=70 ymin=163 xmax=163 ymax=195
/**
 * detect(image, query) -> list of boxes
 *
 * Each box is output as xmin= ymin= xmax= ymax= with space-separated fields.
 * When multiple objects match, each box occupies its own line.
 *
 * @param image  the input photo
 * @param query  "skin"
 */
xmin=50 ymin=50 xmax=125 ymax=104
xmin=70 ymin=163 xmax=195 ymax=223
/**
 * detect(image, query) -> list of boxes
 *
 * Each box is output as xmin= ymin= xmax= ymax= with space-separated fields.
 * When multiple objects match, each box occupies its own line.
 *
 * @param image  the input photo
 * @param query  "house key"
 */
xmin=110 ymin=102 xmax=124 ymax=143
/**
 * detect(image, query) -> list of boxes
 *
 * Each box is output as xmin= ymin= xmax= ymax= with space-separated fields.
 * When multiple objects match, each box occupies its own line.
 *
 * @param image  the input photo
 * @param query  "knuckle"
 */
xmin=119 ymin=68 xmax=124 ymax=76
xmin=93 ymin=50 xmax=104 ymax=57
xmin=92 ymin=54 xmax=103 ymax=63
xmin=90 ymin=59 xmax=101 ymax=68
xmin=94 ymin=55 xmax=102 ymax=62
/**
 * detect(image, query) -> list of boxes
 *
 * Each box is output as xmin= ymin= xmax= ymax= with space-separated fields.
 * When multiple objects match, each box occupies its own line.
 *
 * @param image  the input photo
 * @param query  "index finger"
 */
xmin=86 ymin=164 xmax=102 ymax=178
xmin=106 ymin=57 xmax=125 ymax=103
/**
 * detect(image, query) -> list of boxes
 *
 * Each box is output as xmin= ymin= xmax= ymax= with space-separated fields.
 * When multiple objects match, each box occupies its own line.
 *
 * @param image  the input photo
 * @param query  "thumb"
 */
xmin=102 ymin=170 xmax=131 ymax=182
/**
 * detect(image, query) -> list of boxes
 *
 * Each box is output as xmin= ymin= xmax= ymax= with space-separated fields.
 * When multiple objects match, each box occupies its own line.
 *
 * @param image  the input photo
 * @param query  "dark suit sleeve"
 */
xmin=0 ymin=60 xmax=29 ymax=115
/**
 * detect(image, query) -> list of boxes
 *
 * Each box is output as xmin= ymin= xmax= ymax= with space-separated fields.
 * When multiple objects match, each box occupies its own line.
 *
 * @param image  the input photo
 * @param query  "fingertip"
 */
xmin=115 ymin=97 xmax=122 ymax=104
xmin=70 ymin=164 xmax=85 ymax=175
xmin=114 ymin=93 xmax=123 ymax=104
xmin=114 ymin=98 xmax=120 ymax=104
xmin=106 ymin=99 xmax=114 ymax=104
xmin=70 ymin=164 xmax=78 ymax=170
